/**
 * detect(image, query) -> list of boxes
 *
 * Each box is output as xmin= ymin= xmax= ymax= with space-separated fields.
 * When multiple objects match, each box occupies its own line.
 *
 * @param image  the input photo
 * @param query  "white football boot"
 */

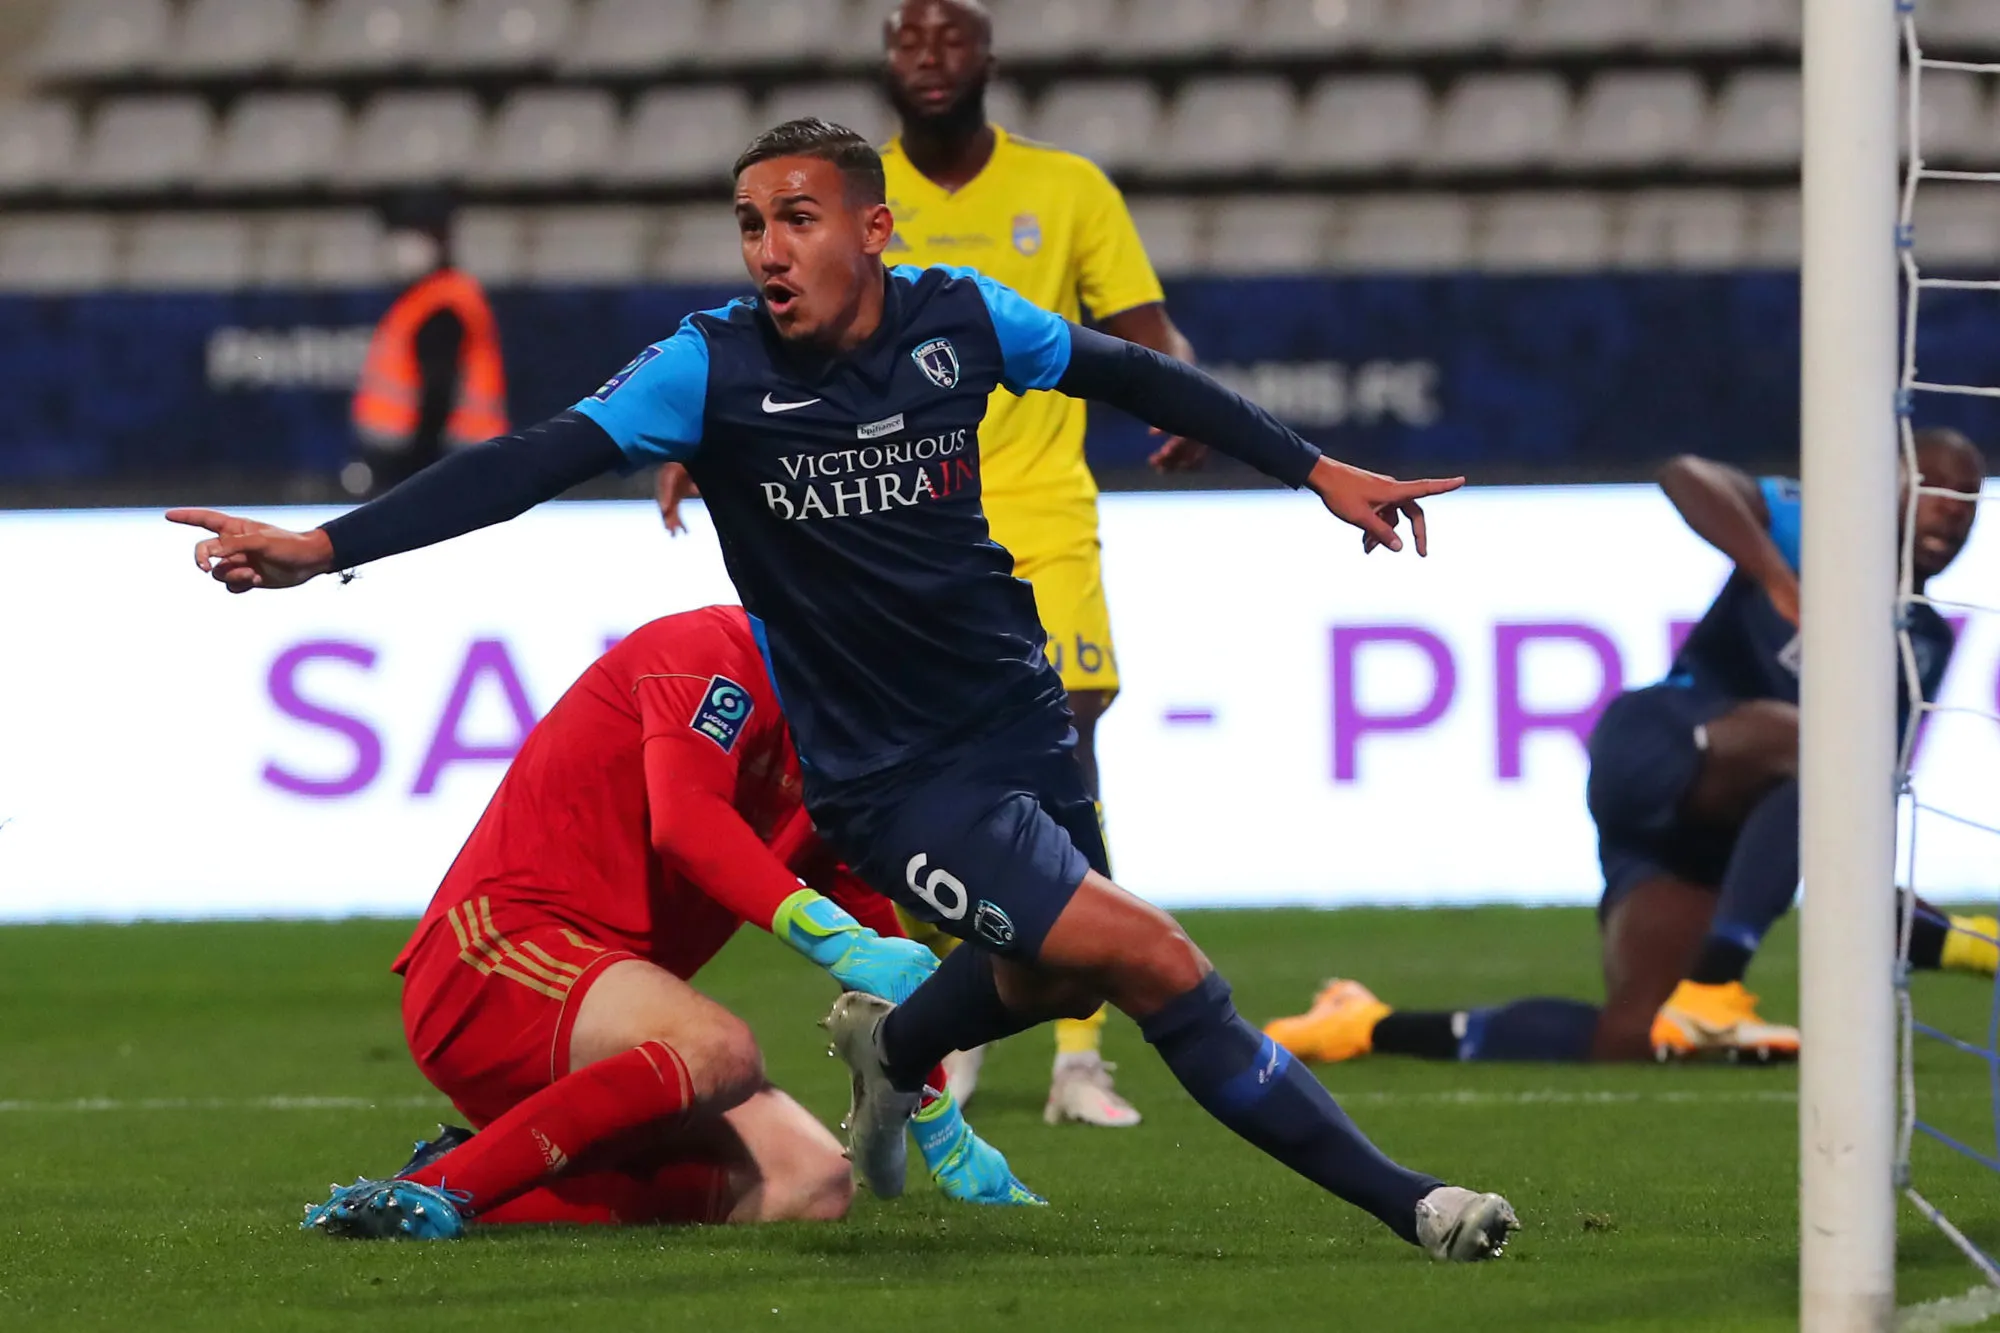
xmin=1415 ymin=1186 xmax=1520 ymax=1262
xmin=1044 ymin=1052 xmax=1142 ymax=1128
xmin=823 ymin=992 xmax=920 ymax=1198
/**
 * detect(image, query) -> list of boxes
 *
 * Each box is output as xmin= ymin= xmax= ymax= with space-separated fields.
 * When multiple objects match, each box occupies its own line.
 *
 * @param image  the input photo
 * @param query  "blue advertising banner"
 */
xmin=4 ymin=274 xmax=1998 ymax=485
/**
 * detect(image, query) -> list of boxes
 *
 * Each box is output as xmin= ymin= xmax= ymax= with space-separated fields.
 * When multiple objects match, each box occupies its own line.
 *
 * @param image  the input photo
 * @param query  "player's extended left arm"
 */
xmin=644 ymin=747 xmax=937 ymax=1004
xmin=1053 ymin=325 xmax=1463 ymax=553
xmin=1096 ymin=304 xmax=1207 ymax=472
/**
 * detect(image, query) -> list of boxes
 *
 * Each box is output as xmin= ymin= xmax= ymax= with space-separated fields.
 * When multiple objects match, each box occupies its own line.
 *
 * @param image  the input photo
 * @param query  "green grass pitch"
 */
xmin=1 ymin=907 xmax=1996 ymax=1331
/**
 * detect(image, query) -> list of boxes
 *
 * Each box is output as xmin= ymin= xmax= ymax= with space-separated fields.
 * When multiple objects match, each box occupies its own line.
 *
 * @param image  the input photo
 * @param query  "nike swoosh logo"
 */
xmin=762 ymin=394 xmax=822 ymax=414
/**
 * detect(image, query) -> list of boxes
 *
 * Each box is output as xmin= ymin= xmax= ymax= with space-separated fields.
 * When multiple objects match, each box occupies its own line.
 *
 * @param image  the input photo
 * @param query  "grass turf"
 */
xmin=0 ymin=907 xmax=1995 ymax=1332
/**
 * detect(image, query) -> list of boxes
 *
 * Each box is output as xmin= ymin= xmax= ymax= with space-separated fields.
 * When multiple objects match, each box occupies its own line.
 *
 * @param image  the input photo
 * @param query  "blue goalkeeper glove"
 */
xmin=912 ymin=1086 xmax=1046 ymax=1206
xmin=772 ymin=887 xmax=938 ymax=1003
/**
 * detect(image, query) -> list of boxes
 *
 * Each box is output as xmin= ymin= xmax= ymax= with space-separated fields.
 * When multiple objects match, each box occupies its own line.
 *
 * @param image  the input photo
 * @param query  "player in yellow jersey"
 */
xmin=657 ymin=0 xmax=1206 ymax=1128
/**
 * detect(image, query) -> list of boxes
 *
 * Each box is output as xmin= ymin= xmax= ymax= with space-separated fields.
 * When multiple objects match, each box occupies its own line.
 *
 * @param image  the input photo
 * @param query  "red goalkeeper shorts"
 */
xmin=399 ymin=894 xmax=640 ymax=1129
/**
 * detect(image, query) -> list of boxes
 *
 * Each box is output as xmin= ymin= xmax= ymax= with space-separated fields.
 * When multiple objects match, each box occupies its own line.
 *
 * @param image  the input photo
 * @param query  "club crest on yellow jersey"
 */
xmin=1012 ymin=213 xmax=1042 ymax=256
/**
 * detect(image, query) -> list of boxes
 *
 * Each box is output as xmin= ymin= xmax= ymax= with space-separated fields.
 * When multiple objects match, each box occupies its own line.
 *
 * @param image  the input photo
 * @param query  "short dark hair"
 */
xmin=1914 ymin=426 xmax=1979 ymax=460
xmin=732 ymin=118 xmax=886 ymax=206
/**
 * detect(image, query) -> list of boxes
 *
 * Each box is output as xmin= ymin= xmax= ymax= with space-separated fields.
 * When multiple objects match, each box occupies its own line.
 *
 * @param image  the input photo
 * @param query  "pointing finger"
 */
xmin=165 ymin=508 xmax=233 ymax=534
xmin=1390 ymin=477 xmax=1465 ymax=502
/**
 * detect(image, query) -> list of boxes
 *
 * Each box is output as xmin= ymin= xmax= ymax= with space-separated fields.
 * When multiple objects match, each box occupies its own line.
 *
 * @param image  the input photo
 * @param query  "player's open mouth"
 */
xmin=763 ymin=283 xmax=800 ymax=316
xmin=1919 ymin=533 xmax=1953 ymax=561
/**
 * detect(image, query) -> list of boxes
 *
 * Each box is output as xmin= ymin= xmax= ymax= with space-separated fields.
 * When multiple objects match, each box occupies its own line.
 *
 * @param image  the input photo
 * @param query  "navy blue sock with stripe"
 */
xmin=879 ymin=945 xmax=1040 ymax=1093
xmin=1689 ymin=777 xmax=1801 ymax=986
xmin=1138 ymin=972 xmax=1438 ymax=1242
xmin=1372 ymin=999 xmax=1601 ymax=1061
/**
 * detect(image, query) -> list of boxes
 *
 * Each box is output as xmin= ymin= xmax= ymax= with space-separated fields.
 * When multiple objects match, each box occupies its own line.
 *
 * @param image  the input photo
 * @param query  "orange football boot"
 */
xmin=1650 ymin=980 xmax=1800 ymax=1062
xmin=1263 ymin=979 xmax=1393 ymax=1063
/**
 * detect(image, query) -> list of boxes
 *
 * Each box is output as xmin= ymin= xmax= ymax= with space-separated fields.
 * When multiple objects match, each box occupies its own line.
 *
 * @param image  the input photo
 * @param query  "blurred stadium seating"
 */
xmin=3 ymin=0 xmax=1994 ymax=289
xmin=7 ymin=0 xmax=2000 ymax=501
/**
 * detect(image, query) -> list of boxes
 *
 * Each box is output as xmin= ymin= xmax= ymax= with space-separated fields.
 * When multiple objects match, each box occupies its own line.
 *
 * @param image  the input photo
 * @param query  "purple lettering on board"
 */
xmin=1494 ymin=623 xmax=1624 ymax=780
xmin=1330 ymin=626 xmax=1455 ymax=783
xmin=263 ymin=641 xmax=382 ymax=798
xmin=411 ymin=639 xmax=539 ymax=796
xmin=1669 ymin=618 xmax=1700 ymax=661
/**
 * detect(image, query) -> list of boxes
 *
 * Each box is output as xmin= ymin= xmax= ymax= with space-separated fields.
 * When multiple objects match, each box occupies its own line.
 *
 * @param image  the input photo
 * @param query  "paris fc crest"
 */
xmin=912 ymin=337 xmax=960 ymax=389
xmin=1012 ymin=213 xmax=1042 ymax=256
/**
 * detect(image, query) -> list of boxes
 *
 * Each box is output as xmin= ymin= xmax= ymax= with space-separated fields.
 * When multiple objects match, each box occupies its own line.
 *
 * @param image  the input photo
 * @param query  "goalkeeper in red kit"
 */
xmin=302 ymin=605 xmax=1040 ymax=1240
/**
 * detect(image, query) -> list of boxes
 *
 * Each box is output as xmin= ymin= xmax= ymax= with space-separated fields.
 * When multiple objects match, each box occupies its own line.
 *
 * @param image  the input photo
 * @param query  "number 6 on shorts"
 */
xmin=904 ymin=853 xmax=968 ymax=920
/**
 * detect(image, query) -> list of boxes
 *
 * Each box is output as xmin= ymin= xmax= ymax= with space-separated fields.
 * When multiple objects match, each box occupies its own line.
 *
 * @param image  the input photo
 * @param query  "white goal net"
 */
xmin=1894 ymin=0 xmax=2000 ymax=1295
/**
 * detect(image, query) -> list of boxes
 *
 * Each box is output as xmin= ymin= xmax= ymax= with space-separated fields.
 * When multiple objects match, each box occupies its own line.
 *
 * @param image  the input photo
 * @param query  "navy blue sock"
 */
xmin=1906 ymin=900 xmax=1950 ymax=972
xmin=879 ymin=946 xmax=1038 ymax=1092
xmin=1458 ymin=999 xmax=1601 ymax=1061
xmin=1689 ymin=778 xmax=1800 ymax=986
xmin=1139 ymin=972 xmax=1439 ymax=1243
xmin=1373 ymin=1001 xmax=1600 ymax=1062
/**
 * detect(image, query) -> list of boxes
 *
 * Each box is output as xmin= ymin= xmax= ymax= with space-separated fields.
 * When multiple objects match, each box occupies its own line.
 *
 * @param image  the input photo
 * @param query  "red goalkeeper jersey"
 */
xmin=393 ymin=605 xmax=805 ymax=981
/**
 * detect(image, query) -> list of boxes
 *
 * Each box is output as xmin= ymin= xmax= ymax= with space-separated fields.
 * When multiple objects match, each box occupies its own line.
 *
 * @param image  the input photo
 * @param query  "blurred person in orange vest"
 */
xmin=347 ymin=190 xmax=509 ymax=498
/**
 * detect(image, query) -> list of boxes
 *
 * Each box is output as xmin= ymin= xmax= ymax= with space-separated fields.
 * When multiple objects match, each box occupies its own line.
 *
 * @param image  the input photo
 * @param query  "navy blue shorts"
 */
xmin=1587 ymin=682 xmax=1741 ymax=919
xmin=807 ymin=706 xmax=1106 ymax=960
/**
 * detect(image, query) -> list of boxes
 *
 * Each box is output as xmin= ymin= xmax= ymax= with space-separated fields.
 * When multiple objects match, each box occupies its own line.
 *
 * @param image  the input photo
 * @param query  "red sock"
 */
xmin=476 ymin=1160 xmax=735 ymax=1226
xmin=918 ymin=1062 xmax=949 ymax=1110
xmin=408 ymin=1040 xmax=694 ymax=1216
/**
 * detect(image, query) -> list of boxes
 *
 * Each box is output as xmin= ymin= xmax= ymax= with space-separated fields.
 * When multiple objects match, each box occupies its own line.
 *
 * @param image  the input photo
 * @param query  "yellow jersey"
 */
xmin=880 ymin=127 xmax=1165 ymax=534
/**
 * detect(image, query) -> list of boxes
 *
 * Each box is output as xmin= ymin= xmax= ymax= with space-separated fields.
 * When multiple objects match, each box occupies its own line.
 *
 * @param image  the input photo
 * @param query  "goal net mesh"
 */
xmin=1895 ymin=0 xmax=2000 ymax=1288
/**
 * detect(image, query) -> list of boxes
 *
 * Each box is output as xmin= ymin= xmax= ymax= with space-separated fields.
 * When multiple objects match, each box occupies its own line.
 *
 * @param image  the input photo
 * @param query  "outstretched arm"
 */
xmin=1053 ymin=325 xmax=1461 ymax=554
xmin=170 ymin=412 xmax=623 ymax=591
xmin=1056 ymin=325 xmax=1318 ymax=486
xmin=1657 ymin=454 xmax=1798 ymax=624
xmin=175 ymin=323 xmax=709 ymax=590
xmin=1096 ymin=302 xmax=1206 ymax=472
xmin=968 ymin=272 xmax=1458 ymax=551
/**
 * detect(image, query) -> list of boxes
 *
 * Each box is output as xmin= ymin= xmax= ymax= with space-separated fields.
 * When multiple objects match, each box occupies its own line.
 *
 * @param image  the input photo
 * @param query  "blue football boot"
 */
xmin=393 ymin=1124 xmax=474 ymax=1178
xmin=301 ymin=1177 xmax=469 ymax=1240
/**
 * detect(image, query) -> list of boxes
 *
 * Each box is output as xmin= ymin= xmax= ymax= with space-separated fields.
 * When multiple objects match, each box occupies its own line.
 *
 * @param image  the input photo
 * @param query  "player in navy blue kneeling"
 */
xmin=1267 ymin=431 xmax=1990 ymax=1066
xmin=168 ymin=118 xmax=1516 ymax=1261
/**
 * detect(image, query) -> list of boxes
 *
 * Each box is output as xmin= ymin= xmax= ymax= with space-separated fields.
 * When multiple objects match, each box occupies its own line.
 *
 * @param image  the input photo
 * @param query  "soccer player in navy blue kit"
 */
xmin=1267 ymin=432 xmax=1990 ymax=1067
xmin=169 ymin=119 xmax=1517 ymax=1261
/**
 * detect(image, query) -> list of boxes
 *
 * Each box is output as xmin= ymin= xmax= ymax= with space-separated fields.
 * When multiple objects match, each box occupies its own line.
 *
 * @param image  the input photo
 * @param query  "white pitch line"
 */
xmin=0 ymin=1095 xmax=448 ymax=1113
xmin=1341 ymin=1088 xmax=1800 ymax=1107
xmin=1899 ymin=1284 xmax=2000 ymax=1332
xmin=0 ymin=1088 xmax=1810 ymax=1115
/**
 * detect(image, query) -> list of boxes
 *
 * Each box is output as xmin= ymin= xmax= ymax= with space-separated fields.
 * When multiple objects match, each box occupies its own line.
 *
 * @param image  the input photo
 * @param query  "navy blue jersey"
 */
xmin=574 ymin=265 xmax=1077 ymax=783
xmin=1666 ymin=476 xmax=1954 ymax=717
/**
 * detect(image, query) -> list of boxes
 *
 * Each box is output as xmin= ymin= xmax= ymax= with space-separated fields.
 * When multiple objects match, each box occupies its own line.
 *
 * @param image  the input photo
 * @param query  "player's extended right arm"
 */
xmin=1658 ymin=454 xmax=1799 ymax=616
xmin=170 ymin=412 xmax=624 ymax=590
xmin=326 ymin=413 xmax=623 ymax=570
xmin=177 ymin=324 xmax=708 ymax=587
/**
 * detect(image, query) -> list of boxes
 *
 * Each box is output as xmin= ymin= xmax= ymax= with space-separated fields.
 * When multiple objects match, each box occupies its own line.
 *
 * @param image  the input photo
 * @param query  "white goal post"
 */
xmin=1798 ymin=0 xmax=1902 ymax=1329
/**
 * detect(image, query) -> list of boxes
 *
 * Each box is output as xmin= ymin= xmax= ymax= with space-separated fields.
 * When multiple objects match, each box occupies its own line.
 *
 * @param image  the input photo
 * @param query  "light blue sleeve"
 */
xmin=1759 ymin=476 xmax=1802 ymax=574
xmin=897 ymin=263 xmax=1073 ymax=394
xmin=570 ymin=319 xmax=709 ymax=465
